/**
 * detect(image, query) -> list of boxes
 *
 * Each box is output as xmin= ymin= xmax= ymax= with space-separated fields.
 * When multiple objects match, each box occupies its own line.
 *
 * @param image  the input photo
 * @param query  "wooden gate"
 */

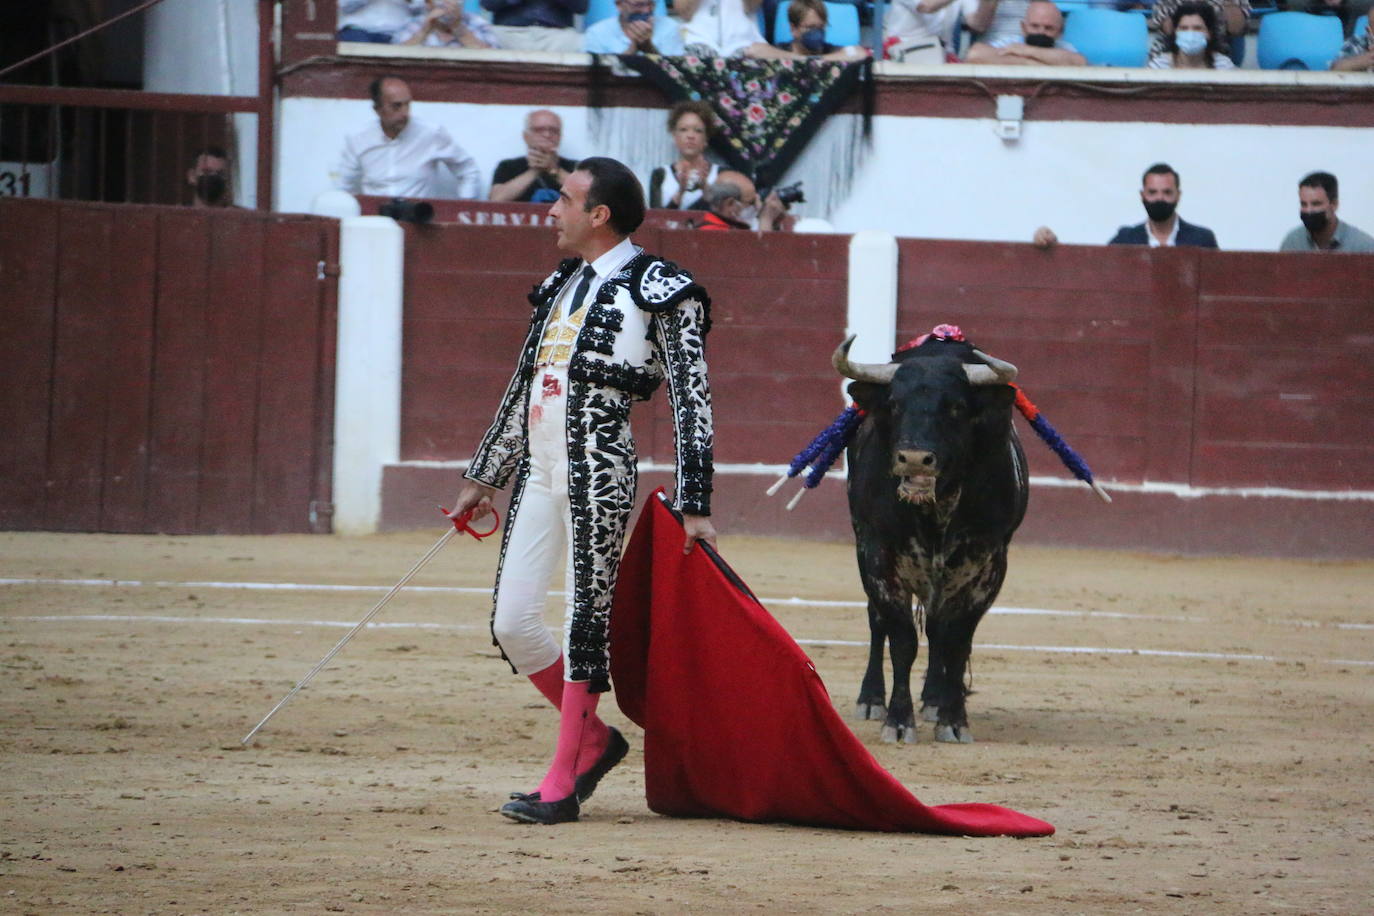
xmin=0 ymin=198 xmax=338 ymax=534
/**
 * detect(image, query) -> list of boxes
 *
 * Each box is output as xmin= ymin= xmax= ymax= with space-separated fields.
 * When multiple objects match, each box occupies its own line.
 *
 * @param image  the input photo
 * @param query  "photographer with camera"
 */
xmin=696 ymin=173 xmax=794 ymax=232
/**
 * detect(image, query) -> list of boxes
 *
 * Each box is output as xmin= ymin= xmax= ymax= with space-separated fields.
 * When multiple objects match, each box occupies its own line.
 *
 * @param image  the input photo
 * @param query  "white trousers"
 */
xmin=489 ymin=25 xmax=584 ymax=53
xmin=490 ymin=368 xmax=576 ymax=676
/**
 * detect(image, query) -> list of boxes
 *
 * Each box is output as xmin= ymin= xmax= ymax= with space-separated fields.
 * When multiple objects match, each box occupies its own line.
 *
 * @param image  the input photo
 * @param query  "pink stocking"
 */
xmin=527 ymin=657 xmax=565 ymax=709
xmin=536 ymin=680 xmax=610 ymax=801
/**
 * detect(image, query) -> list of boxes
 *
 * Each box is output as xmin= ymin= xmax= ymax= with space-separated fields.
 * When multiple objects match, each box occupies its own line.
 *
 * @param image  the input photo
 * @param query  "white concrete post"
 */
xmin=846 ymin=230 xmax=899 ymax=365
xmin=332 ymin=216 xmax=405 ymax=534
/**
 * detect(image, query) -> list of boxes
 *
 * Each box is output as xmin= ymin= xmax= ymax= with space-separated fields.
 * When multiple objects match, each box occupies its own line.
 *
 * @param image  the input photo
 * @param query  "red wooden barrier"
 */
xmin=383 ymin=223 xmax=1374 ymax=557
xmin=0 ymin=198 xmax=338 ymax=534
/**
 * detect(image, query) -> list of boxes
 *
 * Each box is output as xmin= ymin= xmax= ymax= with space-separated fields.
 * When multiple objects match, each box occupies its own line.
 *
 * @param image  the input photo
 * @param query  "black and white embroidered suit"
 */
xmin=466 ymin=250 xmax=714 ymax=691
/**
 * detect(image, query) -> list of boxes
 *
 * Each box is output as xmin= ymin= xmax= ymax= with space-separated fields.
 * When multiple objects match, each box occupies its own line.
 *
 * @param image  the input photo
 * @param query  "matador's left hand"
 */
xmin=682 ymin=514 xmax=717 ymax=555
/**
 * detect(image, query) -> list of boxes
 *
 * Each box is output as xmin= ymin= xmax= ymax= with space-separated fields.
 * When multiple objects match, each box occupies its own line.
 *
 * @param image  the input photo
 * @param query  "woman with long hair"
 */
xmin=1149 ymin=2 xmax=1236 ymax=69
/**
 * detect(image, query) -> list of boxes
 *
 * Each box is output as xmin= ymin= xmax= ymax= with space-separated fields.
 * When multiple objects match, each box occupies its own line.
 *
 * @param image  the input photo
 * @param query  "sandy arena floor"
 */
xmin=1 ymin=527 xmax=1371 ymax=914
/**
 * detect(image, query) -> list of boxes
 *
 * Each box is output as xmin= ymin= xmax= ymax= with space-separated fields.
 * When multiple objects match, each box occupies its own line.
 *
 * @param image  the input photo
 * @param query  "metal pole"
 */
xmin=256 ymin=0 xmax=275 ymax=210
xmin=240 ymin=525 xmax=458 ymax=745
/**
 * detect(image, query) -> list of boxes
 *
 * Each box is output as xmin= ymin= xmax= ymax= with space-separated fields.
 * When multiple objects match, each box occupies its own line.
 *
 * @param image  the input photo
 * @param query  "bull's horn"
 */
xmin=832 ymin=335 xmax=899 ymax=385
xmin=966 ymin=349 xmax=1018 ymax=385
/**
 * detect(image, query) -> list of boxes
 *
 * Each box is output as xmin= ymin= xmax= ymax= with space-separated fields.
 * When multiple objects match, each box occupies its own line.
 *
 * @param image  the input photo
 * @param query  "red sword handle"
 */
xmin=438 ymin=505 xmax=501 ymax=540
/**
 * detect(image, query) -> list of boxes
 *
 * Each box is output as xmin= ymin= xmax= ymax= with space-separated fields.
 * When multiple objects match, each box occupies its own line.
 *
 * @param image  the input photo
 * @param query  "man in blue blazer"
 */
xmin=1108 ymin=163 xmax=1218 ymax=248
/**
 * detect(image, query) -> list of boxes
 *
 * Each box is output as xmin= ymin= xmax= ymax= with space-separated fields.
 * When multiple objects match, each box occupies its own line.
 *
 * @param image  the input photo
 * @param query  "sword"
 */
xmin=240 ymin=505 xmax=500 ymax=745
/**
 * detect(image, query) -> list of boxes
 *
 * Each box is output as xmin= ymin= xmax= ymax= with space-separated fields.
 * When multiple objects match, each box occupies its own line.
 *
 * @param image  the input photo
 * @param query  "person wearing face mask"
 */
xmin=774 ymin=0 xmax=869 ymax=60
xmin=965 ymin=0 xmax=1085 ymax=66
xmin=187 ymin=147 xmax=238 ymax=209
xmin=1108 ymin=163 xmax=1218 ymax=248
xmin=1148 ymin=3 xmax=1235 ymax=69
xmin=1148 ymin=0 xmax=1248 ymax=63
xmin=584 ymin=0 xmax=685 ymax=53
xmin=1279 ymin=172 xmax=1374 ymax=253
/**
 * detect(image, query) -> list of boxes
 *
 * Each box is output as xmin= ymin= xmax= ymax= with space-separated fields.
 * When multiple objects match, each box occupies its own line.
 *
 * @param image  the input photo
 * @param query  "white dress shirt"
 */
xmin=333 ymin=117 xmax=481 ymax=199
xmin=1147 ymin=217 xmax=1181 ymax=248
xmin=539 ymin=237 xmax=645 ymax=367
xmin=884 ymin=0 xmax=978 ymax=53
xmin=681 ymin=0 xmax=766 ymax=57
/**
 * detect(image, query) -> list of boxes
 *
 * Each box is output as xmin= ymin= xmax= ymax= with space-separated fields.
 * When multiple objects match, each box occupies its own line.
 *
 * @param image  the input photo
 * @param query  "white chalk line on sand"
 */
xmin=3 ymin=577 xmax=1372 ymax=633
xmin=3 ymin=613 xmax=1372 ymax=668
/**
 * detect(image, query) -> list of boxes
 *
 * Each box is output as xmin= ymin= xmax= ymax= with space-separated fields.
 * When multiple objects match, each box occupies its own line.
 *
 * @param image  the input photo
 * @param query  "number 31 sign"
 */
xmin=0 ymin=162 xmax=55 ymax=198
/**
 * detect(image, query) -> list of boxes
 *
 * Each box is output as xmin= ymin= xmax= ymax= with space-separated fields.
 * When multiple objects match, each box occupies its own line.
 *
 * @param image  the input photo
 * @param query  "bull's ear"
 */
xmin=847 ymin=381 xmax=886 ymax=413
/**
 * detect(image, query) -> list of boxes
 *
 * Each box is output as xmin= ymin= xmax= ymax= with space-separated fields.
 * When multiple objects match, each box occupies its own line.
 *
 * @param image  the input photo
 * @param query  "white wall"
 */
xmin=828 ymin=114 xmax=1374 ymax=250
xmin=276 ymin=97 xmax=1374 ymax=251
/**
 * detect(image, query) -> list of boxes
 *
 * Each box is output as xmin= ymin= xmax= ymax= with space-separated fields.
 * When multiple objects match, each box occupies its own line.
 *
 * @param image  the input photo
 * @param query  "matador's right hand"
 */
xmin=449 ymin=479 xmax=498 ymax=522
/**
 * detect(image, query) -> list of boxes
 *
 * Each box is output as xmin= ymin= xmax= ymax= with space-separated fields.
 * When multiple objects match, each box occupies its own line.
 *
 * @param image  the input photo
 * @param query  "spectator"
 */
xmin=332 ymin=75 xmax=481 ymax=199
xmin=1149 ymin=3 xmax=1236 ymax=69
xmin=965 ymin=0 xmax=1086 ymax=65
xmin=1149 ymin=0 xmax=1249 ymax=60
xmin=776 ymin=0 xmax=870 ymax=60
xmin=394 ymin=0 xmax=500 ymax=47
xmin=1279 ymin=171 xmax=1374 ymax=253
xmin=489 ymin=110 xmax=577 ymax=203
xmin=338 ymin=0 xmax=423 ymax=43
xmin=480 ymin=0 xmax=586 ymax=51
xmin=965 ymin=0 xmax=1031 ymax=46
xmin=1109 ymin=163 xmax=1219 ymax=247
xmin=585 ymin=0 xmax=686 ymax=53
xmin=697 ymin=175 xmax=789 ymax=230
xmin=676 ymin=0 xmax=796 ymax=58
xmin=187 ymin=146 xmax=237 ymax=208
xmin=1332 ymin=13 xmax=1373 ymax=71
xmin=647 ymin=101 xmax=721 ymax=210
xmin=884 ymin=0 xmax=980 ymax=63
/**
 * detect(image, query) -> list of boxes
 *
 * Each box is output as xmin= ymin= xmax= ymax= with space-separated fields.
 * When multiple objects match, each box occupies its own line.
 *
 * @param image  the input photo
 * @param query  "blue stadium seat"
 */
xmin=1355 ymin=14 xmax=1369 ymax=37
xmin=1061 ymin=8 xmax=1149 ymax=66
xmin=772 ymin=1 xmax=862 ymax=46
xmin=585 ymin=0 xmax=669 ymax=26
xmin=1257 ymin=12 xmax=1344 ymax=70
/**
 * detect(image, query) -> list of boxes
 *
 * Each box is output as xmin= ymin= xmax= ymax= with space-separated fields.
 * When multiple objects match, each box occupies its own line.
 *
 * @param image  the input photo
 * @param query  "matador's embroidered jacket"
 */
xmin=465 ymin=251 xmax=715 ymax=691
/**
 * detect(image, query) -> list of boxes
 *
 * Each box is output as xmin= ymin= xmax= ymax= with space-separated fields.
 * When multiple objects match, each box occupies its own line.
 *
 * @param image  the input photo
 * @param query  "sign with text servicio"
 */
xmin=356 ymin=196 xmax=696 ymax=231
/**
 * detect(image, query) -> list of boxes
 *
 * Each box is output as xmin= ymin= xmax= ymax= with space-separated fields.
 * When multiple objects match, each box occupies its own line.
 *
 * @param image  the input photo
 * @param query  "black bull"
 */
xmin=836 ymin=335 xmax=1028 ymax=743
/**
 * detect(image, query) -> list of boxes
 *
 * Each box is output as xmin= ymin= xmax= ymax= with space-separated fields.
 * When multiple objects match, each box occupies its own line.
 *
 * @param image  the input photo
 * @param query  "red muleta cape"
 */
xmin=609 ymin=490 xmax=1054 ymax=837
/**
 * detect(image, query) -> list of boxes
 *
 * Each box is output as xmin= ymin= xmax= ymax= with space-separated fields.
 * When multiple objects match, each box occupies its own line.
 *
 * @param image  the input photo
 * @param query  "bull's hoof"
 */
xmin=920 ymin=704 xmax=940 ymax=723
xmin=934 ymin=723 xmax=974 ymax=744
xmin=880 ymin=722 xmax=918 ymax=744
xmin=855 ymin=701 xmax=887 ymax=721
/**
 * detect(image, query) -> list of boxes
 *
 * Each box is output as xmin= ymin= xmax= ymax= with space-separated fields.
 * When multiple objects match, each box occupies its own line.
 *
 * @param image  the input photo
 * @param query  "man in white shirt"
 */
xmin=332 ymin=75 xmax=481 ymax=199
xmin=884 ymin=0 xmax=979 ymax=64
xmin=675 ymin=0 xmax=793 ymax=58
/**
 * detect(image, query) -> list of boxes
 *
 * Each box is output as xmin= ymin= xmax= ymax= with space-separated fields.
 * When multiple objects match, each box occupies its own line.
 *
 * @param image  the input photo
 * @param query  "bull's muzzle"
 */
xmin=894 ymin=449 xmax=936 ymax=474
xmin=893 ymin=449 xmax=938 ymax=503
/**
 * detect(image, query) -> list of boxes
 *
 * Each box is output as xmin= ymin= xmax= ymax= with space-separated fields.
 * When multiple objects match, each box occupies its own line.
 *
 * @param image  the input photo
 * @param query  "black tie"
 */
xmin=567 ymin=264 xmax=596 ymax=315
